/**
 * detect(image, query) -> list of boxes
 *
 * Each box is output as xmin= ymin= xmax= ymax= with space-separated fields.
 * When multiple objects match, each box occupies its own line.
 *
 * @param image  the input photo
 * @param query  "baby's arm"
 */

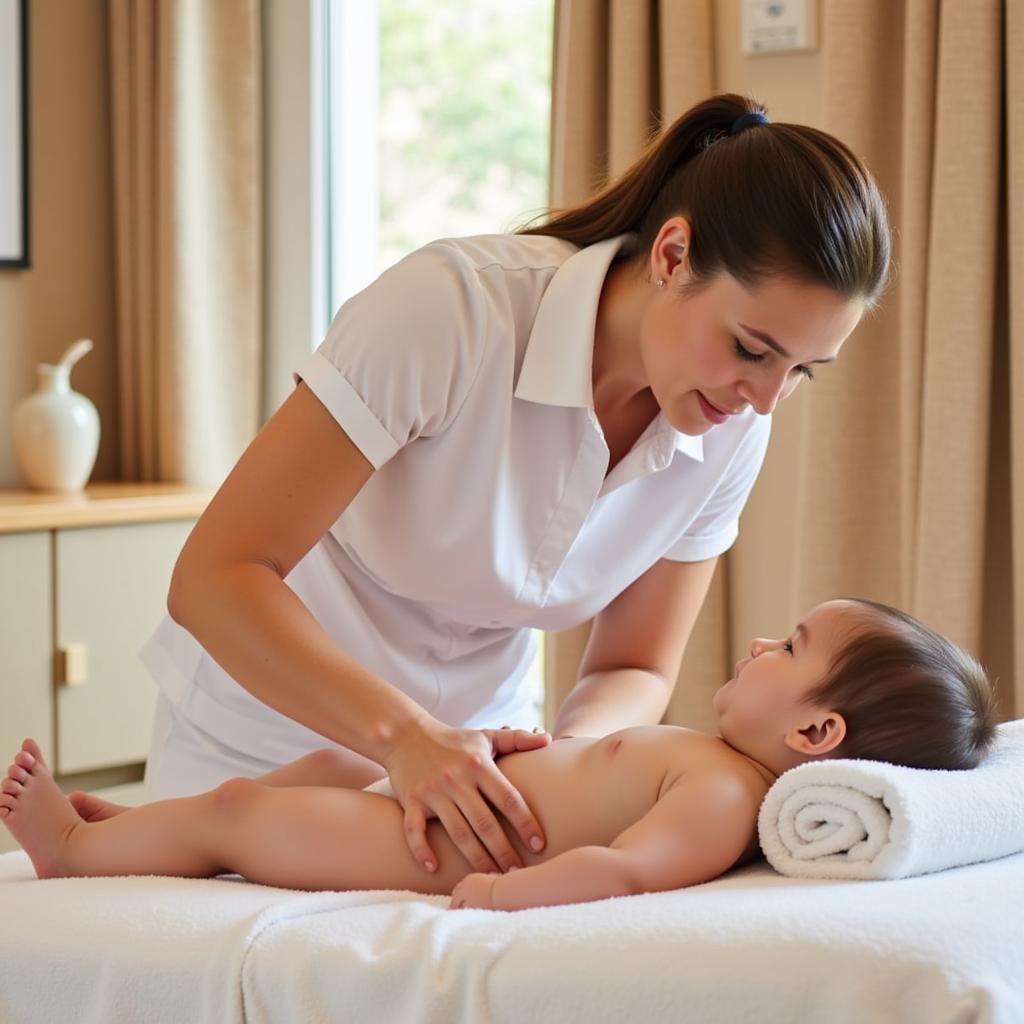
xmin=451 ymin=770 xmax=760 ymax=911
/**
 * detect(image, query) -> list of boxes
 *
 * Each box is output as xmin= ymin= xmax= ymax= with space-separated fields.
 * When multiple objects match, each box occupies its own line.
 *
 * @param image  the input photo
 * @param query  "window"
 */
xmin=323 ymin=0 xmax=553 ymax=310
xmin=321 ymin=0 xmax=555 ymax=721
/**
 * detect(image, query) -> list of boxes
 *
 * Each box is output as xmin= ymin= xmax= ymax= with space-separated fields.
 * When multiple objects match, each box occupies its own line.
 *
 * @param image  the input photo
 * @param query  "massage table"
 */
xmin=1 ymin=847 xmax=1022 ymax=1023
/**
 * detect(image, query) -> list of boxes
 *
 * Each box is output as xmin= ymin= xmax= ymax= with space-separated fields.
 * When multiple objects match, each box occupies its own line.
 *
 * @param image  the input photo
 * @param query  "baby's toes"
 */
xmin=14 ymin=750 xmax=35 ymax=771
xmin=21 ymin=739 xmax=44 ymax=765
xmin=2 ymin=778 xmax=23 ymax=797
xmin=7 ymin=764 xmax=29 ymax=784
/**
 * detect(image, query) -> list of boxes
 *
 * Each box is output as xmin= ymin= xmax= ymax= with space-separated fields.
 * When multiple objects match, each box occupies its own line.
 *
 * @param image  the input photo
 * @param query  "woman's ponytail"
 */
xmin=521 ymin=95 xmax=764 ymax=249
xmin=520 ymin=93 xmax=890 ymax=308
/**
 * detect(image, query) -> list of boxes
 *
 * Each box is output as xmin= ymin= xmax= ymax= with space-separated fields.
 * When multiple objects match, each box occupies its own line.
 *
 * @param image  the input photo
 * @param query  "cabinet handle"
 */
xmin=58 ymin=643 xmax=88 ymax=686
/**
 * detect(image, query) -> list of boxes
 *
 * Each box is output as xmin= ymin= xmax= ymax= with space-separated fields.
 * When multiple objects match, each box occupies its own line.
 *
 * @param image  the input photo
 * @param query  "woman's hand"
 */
xmin=383 ymin=720 xmax=550 ymax=875
xmin=450 ymin=871 xmax=501 ymax=910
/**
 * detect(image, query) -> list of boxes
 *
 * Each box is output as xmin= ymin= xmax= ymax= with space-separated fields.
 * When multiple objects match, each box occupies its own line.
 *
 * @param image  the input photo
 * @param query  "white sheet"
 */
xmin=2 ymin=850 xmax=1023 ymax=1023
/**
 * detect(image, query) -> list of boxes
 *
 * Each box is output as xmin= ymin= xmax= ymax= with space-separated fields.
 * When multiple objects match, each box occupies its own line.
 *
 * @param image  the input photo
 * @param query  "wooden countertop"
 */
xmin=0 ymin=483 xmax=213 ymax=533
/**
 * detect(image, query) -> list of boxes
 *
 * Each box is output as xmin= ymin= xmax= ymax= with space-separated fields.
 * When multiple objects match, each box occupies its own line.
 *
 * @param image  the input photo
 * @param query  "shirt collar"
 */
xmin=514 ymin=233 xmax=704 ymax=463
xmin=671 ymin=426 xmax=704 ymax=460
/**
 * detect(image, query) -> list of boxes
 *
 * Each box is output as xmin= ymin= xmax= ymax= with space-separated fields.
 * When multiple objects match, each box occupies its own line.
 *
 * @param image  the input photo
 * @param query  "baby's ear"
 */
xmin=785 ymin=711 xmax=847 ymax=757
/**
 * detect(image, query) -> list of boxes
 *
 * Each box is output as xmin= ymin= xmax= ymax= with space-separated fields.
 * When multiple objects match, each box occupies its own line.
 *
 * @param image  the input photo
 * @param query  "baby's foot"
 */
xmin=0 ymin=739 xmax=82 ymax=879
xmin=68 ymin=791 xmax=128 ymax=823
xmin=1 ymin=736 xmax=49 ymax=816
xmin=14 ymin=740 xmax=126 ymax=822
xmin=11 ymin=737 xmax=124 ymax=823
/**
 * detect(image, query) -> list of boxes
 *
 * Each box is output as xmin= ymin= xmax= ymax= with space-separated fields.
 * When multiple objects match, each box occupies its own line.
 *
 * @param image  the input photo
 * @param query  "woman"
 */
xmin=137 ymin=93 xmax=890 ymax=879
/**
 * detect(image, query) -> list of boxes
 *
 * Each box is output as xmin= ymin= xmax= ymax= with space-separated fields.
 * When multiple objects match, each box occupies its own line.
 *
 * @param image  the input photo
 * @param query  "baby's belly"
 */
xmin=495 ymin=733 xmax=664 ymax=865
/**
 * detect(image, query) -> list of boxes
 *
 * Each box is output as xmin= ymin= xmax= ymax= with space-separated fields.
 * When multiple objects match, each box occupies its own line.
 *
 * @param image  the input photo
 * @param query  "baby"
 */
xmin=0 ymin=598 xmax=997 ymax=910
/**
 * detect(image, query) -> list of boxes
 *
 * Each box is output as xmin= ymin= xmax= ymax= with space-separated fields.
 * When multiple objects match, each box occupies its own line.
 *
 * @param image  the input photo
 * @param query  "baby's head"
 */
xmin=713 ymin=598 xmax=998 ymax=777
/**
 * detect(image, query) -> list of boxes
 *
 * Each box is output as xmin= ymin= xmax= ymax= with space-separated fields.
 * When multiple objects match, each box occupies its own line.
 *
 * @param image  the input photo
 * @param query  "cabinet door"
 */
xmin=0 ymin=532 xmax=52 ymax=853
xmin=55 ymin=520 xmax=193 ymax=774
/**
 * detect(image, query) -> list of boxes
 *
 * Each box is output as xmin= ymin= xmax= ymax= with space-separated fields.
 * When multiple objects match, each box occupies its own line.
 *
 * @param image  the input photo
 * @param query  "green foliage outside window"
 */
xmin=378 ymin=0 xmax=553 ymax=270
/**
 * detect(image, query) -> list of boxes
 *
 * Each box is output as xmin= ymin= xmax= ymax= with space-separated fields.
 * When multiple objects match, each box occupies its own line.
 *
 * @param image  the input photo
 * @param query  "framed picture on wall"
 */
xmin=0 ymin=0 xmax=29 ymax=269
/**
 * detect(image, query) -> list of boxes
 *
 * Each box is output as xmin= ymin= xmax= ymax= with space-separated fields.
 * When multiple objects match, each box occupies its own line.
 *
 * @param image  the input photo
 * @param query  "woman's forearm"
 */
xmin=168 ymin=560 xmax=429 ymax=764
xmin=552 ymin=668 xmax=672 ymax=739
xmin=490 ymin=846 xmax=639 ymax=909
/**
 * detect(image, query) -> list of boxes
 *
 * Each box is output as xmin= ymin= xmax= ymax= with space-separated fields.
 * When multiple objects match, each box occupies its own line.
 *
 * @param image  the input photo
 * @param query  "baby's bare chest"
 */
xmin=497 ymin=727 xmax=731 ymax=862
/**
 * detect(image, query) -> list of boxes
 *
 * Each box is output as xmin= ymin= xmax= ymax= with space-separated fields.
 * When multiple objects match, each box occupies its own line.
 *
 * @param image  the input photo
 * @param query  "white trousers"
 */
xmin=143 ymin=695 xmax=296 ymax=801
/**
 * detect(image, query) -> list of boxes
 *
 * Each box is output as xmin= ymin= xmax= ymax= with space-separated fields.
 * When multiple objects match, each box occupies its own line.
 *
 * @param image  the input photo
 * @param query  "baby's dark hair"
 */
xmin=802 ymin=599 xmax=998 ymax=770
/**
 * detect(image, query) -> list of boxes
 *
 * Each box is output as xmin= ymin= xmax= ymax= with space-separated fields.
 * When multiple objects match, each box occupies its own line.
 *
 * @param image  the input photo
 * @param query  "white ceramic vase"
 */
xmin=13 ymin=338 xmax=101 ymax=492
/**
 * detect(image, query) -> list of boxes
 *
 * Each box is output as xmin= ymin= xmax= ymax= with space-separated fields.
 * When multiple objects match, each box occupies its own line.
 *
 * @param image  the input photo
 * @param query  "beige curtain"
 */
xmin=108 ymin=0 xmax=262 ymax=486
xmin=1009 ymin=2 xmax=1024 ymax=724
xmin=545 ymin=0 xmax=1022 ymax=727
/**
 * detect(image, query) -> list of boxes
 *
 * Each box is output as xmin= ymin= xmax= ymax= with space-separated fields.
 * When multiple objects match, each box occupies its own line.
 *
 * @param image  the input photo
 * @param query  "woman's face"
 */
xmin=640 ymin=228 xmax=865 ymax=435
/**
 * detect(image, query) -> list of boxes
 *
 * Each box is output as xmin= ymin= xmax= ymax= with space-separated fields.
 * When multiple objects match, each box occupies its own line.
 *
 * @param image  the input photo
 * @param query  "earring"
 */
xmin=656 ymin=278 xmax=666 ymax=288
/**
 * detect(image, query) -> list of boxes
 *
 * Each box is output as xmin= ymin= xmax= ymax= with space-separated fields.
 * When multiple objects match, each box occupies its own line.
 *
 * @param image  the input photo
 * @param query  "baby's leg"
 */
xmin=2 ymin=741 xmax=469 ymax=894
xmin=69 ymin=746 xmax=384 ymax=823
xmin=195 ymin=780 xmax=469 ymax=894
xmin=2 ymin=741 xmax=224 ymax=881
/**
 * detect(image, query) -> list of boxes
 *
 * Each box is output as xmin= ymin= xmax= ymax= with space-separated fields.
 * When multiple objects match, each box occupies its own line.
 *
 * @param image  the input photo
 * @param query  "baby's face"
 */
xmin=713 ymin=599 xmax=861 ymax=769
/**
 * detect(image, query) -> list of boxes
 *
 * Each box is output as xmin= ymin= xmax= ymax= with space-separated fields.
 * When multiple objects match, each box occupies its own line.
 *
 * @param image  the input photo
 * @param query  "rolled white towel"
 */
xmin=757 ymin=718 xmax=1024 ymax=880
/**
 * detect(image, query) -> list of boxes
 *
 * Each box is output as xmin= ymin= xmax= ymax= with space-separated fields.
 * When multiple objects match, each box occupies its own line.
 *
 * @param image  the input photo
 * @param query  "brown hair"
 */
xmin=804 ymin=599 xmax=999 ymax=770
xmin=519 ymin=93 xmax=891 ymax=308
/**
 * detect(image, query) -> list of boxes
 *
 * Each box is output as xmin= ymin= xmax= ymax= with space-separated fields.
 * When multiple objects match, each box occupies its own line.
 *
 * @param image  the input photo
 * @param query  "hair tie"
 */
xmin=730 ymin=111 xmax=770 ymax=136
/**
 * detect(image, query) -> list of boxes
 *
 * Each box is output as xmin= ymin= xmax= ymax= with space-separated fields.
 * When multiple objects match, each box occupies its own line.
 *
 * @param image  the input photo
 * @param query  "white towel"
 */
xmin=757 ymin=717 xmax=1024 ymax=880
xmin=241 ymin=855 xmax=1024 ymax=1024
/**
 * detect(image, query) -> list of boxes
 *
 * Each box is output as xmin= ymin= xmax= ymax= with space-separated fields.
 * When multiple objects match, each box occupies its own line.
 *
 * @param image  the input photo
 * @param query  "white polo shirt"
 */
xmin=140 ymin=232 xmax=771 ymax=764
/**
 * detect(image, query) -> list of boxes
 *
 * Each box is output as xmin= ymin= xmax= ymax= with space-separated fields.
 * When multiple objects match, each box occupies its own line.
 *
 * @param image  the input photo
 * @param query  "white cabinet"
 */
xmin=55 ymin=520 xmax=194 ymax=773
xmin=0 ymin=486 xmax=208 ymax=854
xmin=0 ymin=532 xmax=52 ymax=779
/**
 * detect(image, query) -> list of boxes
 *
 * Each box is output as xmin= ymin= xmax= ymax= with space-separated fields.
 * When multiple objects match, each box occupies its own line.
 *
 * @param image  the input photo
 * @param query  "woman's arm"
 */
xmin=451 ymin=769 xmax=758 ymax=910
xmin=167 ymin=382 xmax=547 ymax=875
xmin=553 ymin=556 xmax=719 ymax=738
xmin=168 ymin=382 xmax=414 ymax=758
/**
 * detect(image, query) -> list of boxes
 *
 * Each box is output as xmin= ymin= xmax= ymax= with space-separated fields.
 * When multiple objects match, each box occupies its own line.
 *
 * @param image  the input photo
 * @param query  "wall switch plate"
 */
xmin=742 ymin=0 xmax=818 ymax=54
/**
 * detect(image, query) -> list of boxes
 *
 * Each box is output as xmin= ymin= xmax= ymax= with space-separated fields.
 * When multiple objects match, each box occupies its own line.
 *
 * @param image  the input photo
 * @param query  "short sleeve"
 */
xmin=662 ymin=415 xmax=772 ymax=562
xmin=293 ymin=241 xmax=486 ymax=469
